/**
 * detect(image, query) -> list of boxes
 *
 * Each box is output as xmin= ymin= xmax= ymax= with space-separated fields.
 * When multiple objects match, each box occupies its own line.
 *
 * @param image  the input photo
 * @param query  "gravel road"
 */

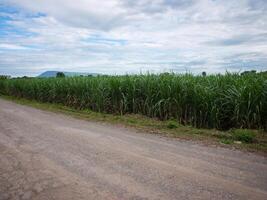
xmin=0 ymin=98 xmax=267 ymax=200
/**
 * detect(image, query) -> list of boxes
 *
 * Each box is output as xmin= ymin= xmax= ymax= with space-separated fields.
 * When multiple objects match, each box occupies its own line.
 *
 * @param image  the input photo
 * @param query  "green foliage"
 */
xmin=0 ymin=75 xmax=10 ymax=80
xmin=241 ymin=70 xmax=257 ymax=76
xmin=0 ymin=72 xmax=266 ymax=130
xmin=220 ymin=139 xmax=234 ymax=145
xmin=166 ymin=120 xmax=179 ymax=129
xmin=231 ymin=129 xmax=256 ymax=143
xmin=56 ymin=72 xmax=65 ymax=78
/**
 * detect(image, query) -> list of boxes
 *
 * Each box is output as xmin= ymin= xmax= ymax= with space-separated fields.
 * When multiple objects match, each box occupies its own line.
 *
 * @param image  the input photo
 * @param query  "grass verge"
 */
xmin=1 ymin=95 xmax=266 ymax=155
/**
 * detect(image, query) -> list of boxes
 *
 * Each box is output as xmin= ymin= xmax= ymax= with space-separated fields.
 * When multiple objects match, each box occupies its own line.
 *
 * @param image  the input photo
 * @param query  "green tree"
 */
xmin=0 ymin=75 xmax=10 ymax=79
xmin=56 ymin=72 xmax=65 ymax=78
xmin=241 ymin=70 xmax=257 ymax=76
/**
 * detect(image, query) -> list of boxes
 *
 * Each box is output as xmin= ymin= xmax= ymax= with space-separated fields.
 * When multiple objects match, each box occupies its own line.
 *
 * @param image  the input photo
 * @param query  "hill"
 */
xmin=38 ymin=71 xmax=99 ymax=77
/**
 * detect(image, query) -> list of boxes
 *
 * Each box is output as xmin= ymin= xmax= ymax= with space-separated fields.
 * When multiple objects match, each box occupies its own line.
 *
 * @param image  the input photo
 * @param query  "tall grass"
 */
xmin=0 ymin=73 xmax=266 ymax=130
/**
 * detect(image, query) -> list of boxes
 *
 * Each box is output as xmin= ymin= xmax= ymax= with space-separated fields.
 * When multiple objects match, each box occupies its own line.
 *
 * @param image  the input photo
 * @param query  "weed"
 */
xmin=231 ymin=129 xmax=256 ymax=143
xmin=220 ymin=139 xmax=234 ymax=145
xmin=166 ymin=120 xmax=179 ymax=129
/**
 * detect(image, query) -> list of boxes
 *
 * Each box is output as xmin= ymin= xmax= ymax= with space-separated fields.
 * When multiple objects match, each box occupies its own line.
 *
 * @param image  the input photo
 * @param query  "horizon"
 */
xmin=3 ymin=69 xmax=265 ymax=78
xmin=0 ymin=0 xmax=267 ymax=76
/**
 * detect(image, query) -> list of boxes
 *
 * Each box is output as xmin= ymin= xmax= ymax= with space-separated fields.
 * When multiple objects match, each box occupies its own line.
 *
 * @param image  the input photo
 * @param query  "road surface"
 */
xmin=0 ymin=98 xmax=267 ymax=200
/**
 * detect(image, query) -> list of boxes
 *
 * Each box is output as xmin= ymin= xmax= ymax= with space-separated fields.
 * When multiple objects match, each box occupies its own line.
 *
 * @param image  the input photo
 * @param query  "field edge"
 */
xmin=1 ymin=95 xmax=266 ymax=155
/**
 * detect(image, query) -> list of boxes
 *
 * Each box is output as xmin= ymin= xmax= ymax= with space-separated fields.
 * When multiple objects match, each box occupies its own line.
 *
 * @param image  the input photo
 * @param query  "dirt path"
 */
xmin=0 ymin=98 xmax=267 ymax=200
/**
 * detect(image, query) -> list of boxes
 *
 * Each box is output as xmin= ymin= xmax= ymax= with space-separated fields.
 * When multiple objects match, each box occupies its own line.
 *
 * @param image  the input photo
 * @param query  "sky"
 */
xmin=0 ymin=0 xmax=267 ymax=76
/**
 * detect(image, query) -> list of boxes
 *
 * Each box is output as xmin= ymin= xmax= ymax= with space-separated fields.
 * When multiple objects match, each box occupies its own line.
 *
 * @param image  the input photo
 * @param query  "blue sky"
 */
xmin=0 ymin=0 xmax=266 ymax=76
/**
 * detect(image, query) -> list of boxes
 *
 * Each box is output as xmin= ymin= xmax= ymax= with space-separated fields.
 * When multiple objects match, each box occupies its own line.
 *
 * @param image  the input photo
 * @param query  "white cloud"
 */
xmin=0 ymin=43 xmax=31 ymax=50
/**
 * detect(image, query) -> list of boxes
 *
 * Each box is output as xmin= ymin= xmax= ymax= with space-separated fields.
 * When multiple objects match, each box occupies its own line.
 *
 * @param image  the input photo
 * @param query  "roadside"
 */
xmin=1 ymin=97 xmax=267 ymax=199
xmin=1 ymin=95 xmax=266 ymax=155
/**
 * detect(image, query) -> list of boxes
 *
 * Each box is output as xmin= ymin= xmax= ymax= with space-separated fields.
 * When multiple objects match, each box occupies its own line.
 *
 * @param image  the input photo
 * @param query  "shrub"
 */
xmin=231 ymin=129 xmax=256 ymax=143
xmin=56 ymin=72 xmax=65 ymax=78
xmin=166 ymin=120 xmax=179 ymax=129
xmin=220 ymin=139 xmax=233 ymax=145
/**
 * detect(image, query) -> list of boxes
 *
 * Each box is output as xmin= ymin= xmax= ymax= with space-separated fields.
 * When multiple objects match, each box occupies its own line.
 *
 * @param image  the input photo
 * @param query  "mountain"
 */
xmin=38 ymin=71 xmax=100 ymax=78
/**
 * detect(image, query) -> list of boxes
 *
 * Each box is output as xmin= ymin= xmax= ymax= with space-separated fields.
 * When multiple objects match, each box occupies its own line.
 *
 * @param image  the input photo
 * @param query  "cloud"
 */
xmin=4 ymin=0 xmax=127 ymax=30
xmin=120 ymin=0 xmax=195 ymax=14
xmin=0 ymin=0 xmax=267 ymax=76
xmin=0 ymin=43 xmax=31 ymax=50
xmin=206 ymin=33 xmax=267 ymax=46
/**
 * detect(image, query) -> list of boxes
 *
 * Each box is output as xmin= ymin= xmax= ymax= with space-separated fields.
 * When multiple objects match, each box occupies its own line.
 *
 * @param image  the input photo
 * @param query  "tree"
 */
xmin=202 ymin=71 xmax=207 ymax=76
xmin=0 ymin=75 xmax=11 ymax=79
xmin=241 ymin=70 xmax=256 ymax=76
xmin=56 ymin=72 xmax=65 ymax=78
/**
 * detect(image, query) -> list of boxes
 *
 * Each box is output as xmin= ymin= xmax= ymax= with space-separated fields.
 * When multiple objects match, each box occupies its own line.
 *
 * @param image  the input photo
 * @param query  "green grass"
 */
xmin=231 ymin=129 xmax=256 ymax=143
xmin=220 ymin=139 xmax=234 ymax=145
xmin=1 ymin=95 xmax=267 ymax=154
xmin=166 ymin=120 xmax=180 ymax=129
xmin=0 ymin=73 xmax=266 ymax=130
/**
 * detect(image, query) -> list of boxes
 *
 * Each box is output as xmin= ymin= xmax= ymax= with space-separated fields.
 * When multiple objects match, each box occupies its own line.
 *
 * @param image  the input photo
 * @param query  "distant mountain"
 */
xmin=38 ymin=71 xmax=100 ymax=78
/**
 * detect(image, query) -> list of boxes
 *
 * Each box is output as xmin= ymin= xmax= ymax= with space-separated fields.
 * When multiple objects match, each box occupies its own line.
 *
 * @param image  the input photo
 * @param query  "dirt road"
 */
xmin=0 ymin=98 xmax=267 ymax=200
